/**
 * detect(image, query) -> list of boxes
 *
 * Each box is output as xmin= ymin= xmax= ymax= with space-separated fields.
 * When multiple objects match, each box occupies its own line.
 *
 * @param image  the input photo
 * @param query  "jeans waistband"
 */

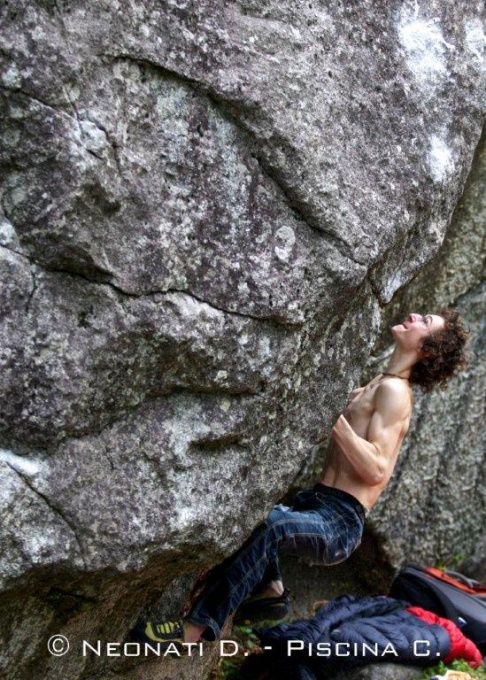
xmin=301 ymin=483 xmax=369 ymax=521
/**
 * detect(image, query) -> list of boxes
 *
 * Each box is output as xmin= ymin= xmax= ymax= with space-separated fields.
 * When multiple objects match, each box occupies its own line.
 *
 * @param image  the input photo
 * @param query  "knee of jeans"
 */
xmin=265 ymin=505 xmax=289 ymax=527
xmin=324 ymin=534 xmax=361 ymax=565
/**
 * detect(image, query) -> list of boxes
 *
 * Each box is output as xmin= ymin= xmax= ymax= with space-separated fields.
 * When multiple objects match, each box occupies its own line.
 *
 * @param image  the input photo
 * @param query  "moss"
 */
xmin=209 ymin=625 xmax=262 ymax=680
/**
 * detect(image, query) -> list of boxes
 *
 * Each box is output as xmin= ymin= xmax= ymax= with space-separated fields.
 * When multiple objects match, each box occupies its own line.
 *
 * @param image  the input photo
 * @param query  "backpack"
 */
xmin=389 ymin=564 xmax=486 ymax=655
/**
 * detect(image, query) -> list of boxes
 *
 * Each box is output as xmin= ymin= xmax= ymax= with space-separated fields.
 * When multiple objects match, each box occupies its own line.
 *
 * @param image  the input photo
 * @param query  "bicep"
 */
xmin=367 ymin=387 xmax=409 ymax=456
xmin=367 ymin=411 xmax=404 ymax=457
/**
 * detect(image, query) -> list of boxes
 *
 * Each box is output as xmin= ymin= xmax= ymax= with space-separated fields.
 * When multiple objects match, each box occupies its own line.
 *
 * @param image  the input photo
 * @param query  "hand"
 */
xmin=331 ymin=415 xmax=354 ymax=443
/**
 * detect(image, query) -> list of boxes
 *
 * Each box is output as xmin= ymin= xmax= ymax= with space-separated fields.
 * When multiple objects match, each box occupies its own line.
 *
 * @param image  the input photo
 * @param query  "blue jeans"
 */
xmin=188 ymin=484 xmax=366 ymax=639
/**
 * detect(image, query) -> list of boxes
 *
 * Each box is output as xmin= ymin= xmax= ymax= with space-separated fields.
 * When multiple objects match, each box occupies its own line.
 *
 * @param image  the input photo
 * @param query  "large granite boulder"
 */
xmin=0 ymin=1 xmax=484 ymax=678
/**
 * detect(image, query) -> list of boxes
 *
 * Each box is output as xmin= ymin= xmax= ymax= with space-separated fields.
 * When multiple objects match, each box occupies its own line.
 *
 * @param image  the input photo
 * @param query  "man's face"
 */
xmin=392 ymin=312 xmax=445 ymax=351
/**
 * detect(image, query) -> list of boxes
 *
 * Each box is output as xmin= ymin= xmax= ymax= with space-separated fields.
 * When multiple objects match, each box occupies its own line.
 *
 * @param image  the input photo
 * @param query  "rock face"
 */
xmin=0 ymin=1 xmax=484 ymax=678
xmin=334 ymin=664 xmax=422 ymax=680
xmin=368 ymin=130 xmax=486 ymax=571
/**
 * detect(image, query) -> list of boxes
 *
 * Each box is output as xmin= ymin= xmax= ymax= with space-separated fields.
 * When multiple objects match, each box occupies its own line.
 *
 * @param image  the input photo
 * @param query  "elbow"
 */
xmin=367 ymin=471 xmax=386 ymax=487
xmin=366 ymin=446 xmax=387 ymax=486
xmin=366 ymin=464 xmax=387 ymax=487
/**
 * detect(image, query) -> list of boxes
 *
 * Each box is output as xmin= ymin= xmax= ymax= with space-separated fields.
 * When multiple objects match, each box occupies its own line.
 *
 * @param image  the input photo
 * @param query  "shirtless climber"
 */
xmin=132 ymin=308 xmax=469 ymax=647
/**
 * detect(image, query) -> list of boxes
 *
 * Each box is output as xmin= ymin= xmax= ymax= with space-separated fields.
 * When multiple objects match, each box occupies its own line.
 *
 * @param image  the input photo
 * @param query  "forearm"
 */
xmin=332 ymin=425 xmax=386 ymax=485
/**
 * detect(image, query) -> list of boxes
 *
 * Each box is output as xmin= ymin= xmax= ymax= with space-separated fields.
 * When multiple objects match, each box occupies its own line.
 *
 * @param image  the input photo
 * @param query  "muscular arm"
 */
xmin=331 ymin=382 xmax=410 ymax=486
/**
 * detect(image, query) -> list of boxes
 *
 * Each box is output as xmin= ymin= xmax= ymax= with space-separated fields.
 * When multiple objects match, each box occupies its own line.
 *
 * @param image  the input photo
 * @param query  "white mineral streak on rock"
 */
xmin=238 ymin=280 xmax=250 ymax=296
xmin=1 ymin=64 xmax=22 ymax=88
xmin=167 ymin=291 xmax=220 ymax=320
xmin=381 ymin=270 xmax=411 ymax=304
xmin=68 ymin=121 xmax=98 ymax=173
xmin=0 ymin=217 xmax=20 ymax=251
xmin=464 ymin=18 xmax=486 ymax=64
xmin=398 ymin=6 xmax=454 ymax=95
xmin=274 ymin=225 xmax=296 ymax=262
xmin=79 ymin=119 xmax=110 ymax=156
xmin=0 ymin=449 xmax=40 ymax=476
xmin=429 ymin=134 xmax=455 ymax=182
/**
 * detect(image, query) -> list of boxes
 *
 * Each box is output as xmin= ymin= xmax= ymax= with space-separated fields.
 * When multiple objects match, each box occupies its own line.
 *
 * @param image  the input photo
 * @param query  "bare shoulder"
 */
xmin=374 ymin=379 xmax=412 ymax=415
xmin=376 ymin=377 xmax=410 ymax=395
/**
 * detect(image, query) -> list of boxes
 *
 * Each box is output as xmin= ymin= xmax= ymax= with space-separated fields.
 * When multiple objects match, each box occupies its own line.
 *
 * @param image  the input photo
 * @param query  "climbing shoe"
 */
xmin=130 ymin=617 xmax=185 ymax=649
xmin=234 ymin=589 xmax=291 ymax=626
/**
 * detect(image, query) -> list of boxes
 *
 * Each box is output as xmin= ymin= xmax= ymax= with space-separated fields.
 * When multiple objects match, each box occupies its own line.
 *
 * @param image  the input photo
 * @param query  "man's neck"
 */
xmin=384 ymin=346 xmax=417 ymax=380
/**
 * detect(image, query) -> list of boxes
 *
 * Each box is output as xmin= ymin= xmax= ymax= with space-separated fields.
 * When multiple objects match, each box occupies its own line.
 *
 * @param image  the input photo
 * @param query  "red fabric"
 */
xmin=424 ymin=568 xmax=486 ymax=595
xmin=407 ymin=606 xmax=483 ymax=668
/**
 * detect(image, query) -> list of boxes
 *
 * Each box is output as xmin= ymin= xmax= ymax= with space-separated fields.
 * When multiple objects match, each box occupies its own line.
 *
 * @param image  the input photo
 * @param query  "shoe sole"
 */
xmin=234 ymin=601 xmax=290 ymax=626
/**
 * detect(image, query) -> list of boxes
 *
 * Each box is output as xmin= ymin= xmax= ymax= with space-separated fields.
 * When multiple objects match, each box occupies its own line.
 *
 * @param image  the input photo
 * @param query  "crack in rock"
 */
xmin=30 ymin=259 xmax=305 ymax=327
xmin=4 ymin=461 xmax=86 ymax=567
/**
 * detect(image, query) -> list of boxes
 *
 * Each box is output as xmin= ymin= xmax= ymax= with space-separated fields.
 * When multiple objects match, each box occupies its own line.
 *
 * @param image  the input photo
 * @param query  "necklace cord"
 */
xmin=382 ymin=372 xmax=409 ymax=381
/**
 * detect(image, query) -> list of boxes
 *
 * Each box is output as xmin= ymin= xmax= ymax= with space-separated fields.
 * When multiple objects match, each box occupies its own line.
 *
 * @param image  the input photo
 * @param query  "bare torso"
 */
xmin=320 ymin=375 xmax=413 ymax=510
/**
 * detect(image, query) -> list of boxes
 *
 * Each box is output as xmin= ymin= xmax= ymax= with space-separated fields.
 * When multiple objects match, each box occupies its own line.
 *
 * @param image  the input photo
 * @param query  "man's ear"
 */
xmin=417 ymin=342 xmax=431 ymax=359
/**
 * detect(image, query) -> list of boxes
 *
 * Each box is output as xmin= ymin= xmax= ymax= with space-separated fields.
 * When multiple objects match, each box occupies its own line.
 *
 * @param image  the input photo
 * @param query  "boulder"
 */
xmin=0 ymin=1 xmax=484 ymax=678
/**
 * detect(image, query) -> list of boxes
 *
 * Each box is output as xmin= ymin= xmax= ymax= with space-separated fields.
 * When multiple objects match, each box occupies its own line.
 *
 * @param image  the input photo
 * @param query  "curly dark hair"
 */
xmin=409 ymin=308 xmax=470 ymax=393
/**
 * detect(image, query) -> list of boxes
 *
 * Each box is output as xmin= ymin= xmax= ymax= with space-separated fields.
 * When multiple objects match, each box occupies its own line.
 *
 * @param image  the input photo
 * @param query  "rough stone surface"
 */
xmin=461 ymin=535 xmax=486 ymax=581
xmin=334 ymin=664 xmax=422 ymax=680
xmin=0 ymin=1 xmax=485 ymax=679
xmin=366 ymin=130 xmax=486 ymax=571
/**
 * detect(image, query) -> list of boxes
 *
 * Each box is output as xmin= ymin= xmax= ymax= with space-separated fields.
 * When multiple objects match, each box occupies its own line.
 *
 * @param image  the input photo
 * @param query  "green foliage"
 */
xmin=435 ymin=555 xmax=466 ymax=570
xmin=210 ymin=625 xmax=262 ymax=680
xmin=418 ymin=659 xmax=486 ymax=680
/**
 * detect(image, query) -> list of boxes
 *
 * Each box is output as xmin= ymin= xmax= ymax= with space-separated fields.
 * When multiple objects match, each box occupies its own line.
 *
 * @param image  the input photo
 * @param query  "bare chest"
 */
xmin=344 ymin=383 xmax=379 ymax=421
